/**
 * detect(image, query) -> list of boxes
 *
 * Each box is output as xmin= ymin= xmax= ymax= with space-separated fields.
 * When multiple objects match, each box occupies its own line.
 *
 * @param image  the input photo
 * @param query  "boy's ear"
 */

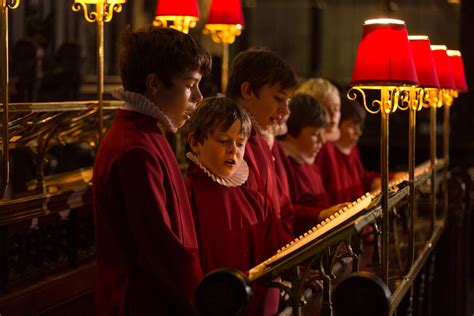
xmin=145 ymin=73 xmax=161 ymax=96
xmin=240 ymin=82 xmax=254 ymax=100
xmin=188 ymin=133 xmax=200 ymax=154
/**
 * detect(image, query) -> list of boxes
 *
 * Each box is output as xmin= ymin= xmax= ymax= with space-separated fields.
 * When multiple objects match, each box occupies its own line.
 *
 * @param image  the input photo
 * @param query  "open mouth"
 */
xmin=225 ymin=159 xmax=236 ymax=166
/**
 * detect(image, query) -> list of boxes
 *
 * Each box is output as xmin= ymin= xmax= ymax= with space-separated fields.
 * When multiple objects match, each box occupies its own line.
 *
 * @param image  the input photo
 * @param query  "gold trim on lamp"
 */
xmin=153 ymin=15 xmax=199 ymax=34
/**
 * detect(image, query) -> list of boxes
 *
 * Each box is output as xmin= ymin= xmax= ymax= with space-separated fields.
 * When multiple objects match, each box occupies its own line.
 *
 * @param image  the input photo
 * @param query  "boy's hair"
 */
xmin=188 ymin=96 xmax=252 ymax=144
xmin=226 ymin=47 xmax=297 ymax=99
xmin=286 ymin=93 xmax=330 ymax=137
xmin=340 ymin=97 xmax=366 ymax=128
xmin=119 ymin=26 xmax=211 ymax=94
xmin=296 ymin=78 xmax=339 ymax=102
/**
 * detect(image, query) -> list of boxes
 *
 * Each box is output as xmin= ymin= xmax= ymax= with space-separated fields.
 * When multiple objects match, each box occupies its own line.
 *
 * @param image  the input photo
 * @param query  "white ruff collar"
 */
xmin=279 ymin=140 xmax=315 ymax=165
xmin=111 ymin=88 xmax=178 ymax=133
xmin=186 ymin=152 xmax=249 ymax=187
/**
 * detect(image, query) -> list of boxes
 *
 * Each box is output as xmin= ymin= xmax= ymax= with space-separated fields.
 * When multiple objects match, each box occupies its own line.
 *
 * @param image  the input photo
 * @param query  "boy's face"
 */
xmin=321 ymin=91 xmax=341 ymax=141
xmin=338 ymin=118 xmax=362 ymax=150
xmin=191 ymin=121 xmax=247 ymax=178
xmin=290 ymin=126 xmax=326 ymax=163
xmin=247 ymin=83 xmax=293 ymax=130
xmin=151 ymin=69 xmax=203 ymax=129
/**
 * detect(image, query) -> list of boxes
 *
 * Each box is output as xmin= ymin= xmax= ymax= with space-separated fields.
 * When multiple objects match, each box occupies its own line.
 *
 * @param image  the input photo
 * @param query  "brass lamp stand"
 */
xmin=203 ymin=24 xmax=242 ymax=92
xmin=72 ymin=0 xmax=126 ymax=143
xmin=0 ymin=0 xmax=20 ymax=197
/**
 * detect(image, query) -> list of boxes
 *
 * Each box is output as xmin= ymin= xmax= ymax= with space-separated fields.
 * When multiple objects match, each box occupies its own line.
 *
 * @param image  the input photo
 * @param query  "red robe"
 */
xmin=244 ymin=130 xmax=294 ymax=246
xmin=186 ymin=161 xmax=280 ymax=315
xmin=93 ymin=109 xmax=202 ymax=316
xmin=285 ymin=156 xmax=331 ymax=236
xmin=315 ymin=143 xmax=378 ymax=204
xmin=271 ymin=141 xmax=296 ymax=242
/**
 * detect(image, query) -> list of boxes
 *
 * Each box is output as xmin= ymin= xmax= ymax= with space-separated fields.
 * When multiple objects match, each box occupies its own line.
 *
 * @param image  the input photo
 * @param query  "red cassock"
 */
xmin=244 ymin=130 xmax=294 ymax=246
xmin=93 ymin=110 xmax=202 ymax=316
xmin=271 ymin=141 xmax=296 ymax=241
xmin=186 ymin=161 xmax=281 ymax=315
xmin=283 ymin=154 xmax=331 ymax=236
xmin=315 ymin=143 xmax=378 ymax=204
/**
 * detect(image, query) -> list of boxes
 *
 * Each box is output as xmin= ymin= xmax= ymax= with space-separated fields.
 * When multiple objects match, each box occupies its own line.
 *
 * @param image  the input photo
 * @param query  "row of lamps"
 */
xmin=154 ymin=0 xmax=245 ymax=92
xmin=348 ymin=18 xmax=467 ymax=284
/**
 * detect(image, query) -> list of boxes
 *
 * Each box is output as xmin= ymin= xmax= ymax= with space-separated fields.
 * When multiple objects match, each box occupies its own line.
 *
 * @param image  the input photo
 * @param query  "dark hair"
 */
xmin=286 ymin=93 xmax=330 ymax=137
xmin=188 ymin=96 xmax=252 ymax=145
xmin=340 ymin=97 xmax=366 ymax=128
xmin=118 ymin=26 xmax=211 ymax=94
xmin=226 ymin=47 xmax=297 ymax=99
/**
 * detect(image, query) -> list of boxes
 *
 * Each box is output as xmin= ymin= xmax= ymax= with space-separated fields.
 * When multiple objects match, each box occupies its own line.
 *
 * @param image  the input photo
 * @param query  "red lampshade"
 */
xmin=351 ymin=18 xmax=419 ymax=86
xmin=447 ymin=50 xmax=468 ymax=92
xmin=408 ymin=36 xmax=440 ymax=88
xmin=430 ymin=45 xmax=456 ymax=90
xmin=155 ymin=0 xmax=200 ymax=18
xmin=207 ymin=0 xmax=245 ymax=26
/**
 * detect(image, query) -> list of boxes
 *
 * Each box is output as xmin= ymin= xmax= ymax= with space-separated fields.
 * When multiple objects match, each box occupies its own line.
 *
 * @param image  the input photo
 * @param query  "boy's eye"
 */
xmin=237 ymin=142 xmax=245 ymax=148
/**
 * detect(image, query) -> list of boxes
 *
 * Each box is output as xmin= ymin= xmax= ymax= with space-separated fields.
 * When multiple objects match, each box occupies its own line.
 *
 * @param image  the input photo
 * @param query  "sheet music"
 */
xmin=248 ymin=192 xmax=373 ymax=280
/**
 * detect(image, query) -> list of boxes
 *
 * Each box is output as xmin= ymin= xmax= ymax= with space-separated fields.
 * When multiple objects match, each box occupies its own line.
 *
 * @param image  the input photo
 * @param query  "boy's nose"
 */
xmin=279 ymin=100 xmax=290 ymax=117
xmin=191 ymin=87 xmax=203 ymax=103
xmin=227 ymin=143 xmax=236 ymax=153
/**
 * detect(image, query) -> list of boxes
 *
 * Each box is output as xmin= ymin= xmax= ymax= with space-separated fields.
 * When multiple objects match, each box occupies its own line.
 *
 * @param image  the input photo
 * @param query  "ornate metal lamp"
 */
xmin=1 ymin=0 xmax=21 ymax=197
xmin=441 ymin=49 xmax=467 ymax=218
xmin=407 ymin=35 xmax=440 ymax=265
xmin=348 ymin=18 xmax=419 ymax=283
xmin=203 ymin=0 xmax=245 ymax=92
xmin=153 ymin=0 xmax=200 ymax=34
xmin=72 ymin=0 xmax=127 ymax=142
xmin=446 ymin=50 xmax=467 ymax=93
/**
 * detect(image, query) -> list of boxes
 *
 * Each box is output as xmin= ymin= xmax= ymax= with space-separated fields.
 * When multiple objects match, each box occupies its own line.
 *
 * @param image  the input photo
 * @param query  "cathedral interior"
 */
xmin=0 ymin=0 xmax=473 ymax=315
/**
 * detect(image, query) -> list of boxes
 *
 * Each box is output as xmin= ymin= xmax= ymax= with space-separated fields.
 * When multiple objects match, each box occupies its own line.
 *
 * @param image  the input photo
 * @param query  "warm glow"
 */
xmin=447 ymin=50 xmax=468 ymax=92
xmin=431 ymin=45 xmax=448 ymax=51
xmin=75 ymin=0 xmax=126 ymax=3
xmin=409 ymin=35 xmax=440 ymax=88
xmin=431 ymin=45 xmax=456 ymax=90
xmin=72 ymin=0 xmax=127 ymax=22
xmin=408 ymin=35 xmax=428 ymax=40
xmin=206 ymin=0 xmax=245 ymax=26
xmin=154 ymin=0 xmax=200 ymax=33
xmin=351 ymin=18 xmax=418 ymax=85
xmin=446 ymin=50 xmax=461 ymax=57
xmin=364 ymin=18 xmax=405 ymax=26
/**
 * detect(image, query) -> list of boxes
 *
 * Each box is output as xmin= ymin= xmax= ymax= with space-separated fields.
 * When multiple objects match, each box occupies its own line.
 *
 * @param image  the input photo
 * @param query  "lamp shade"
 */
xmin=447 ymin=50 xmax=468 ymax=92
xmin=155 ymin=0 xmax=200 ymax=18
xmin=207 ymin=0 xmax=245 ymax=26
xmin=408 ymin=36 xmax=440 ymax=88
xmin=351 ymin=18 xmax=418 ymax=86
xmin=431 ymin=45 xmax=456 ymax=90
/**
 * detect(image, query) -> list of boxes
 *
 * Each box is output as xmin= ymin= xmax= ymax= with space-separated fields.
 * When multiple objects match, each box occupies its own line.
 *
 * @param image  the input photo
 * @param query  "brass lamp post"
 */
xmin=348 ymin=18 xmax=419 ymax=283
xmin=72 ymin=0 xmax=127 ymax=143
xmin=1 ymin=0 xmax=20 ymax=198
xmin=407 ymin=35 xmax=440 ymax=269
xmin=203 ymin=0 xmax=245 ymax=92
xmin=430 ymin=45 xmax=457 ymax=226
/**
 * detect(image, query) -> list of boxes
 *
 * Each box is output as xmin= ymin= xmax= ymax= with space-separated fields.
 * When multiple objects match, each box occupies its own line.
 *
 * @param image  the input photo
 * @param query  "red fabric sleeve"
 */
xmin=117 ymin=148 xmax=202 ymax=309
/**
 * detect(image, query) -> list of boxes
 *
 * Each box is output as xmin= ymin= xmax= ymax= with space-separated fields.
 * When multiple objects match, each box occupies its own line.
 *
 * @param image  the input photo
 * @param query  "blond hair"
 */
xmin=296 ymin=78 xmax=339 ymax=103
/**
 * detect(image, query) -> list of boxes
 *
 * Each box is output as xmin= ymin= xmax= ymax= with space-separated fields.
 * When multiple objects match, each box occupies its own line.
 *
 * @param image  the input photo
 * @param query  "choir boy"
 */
xmin=279 ymin=93 xmax=345 ymax=235
xmin=93 ymin=27 xmax=211 ymax=315
xmin=315 ymin=98 xmax=380 ymax=204
xmin=226 ymin=48 xmax=298 ymax=245
xmin=186 ymin=96 xmax=280 ymax=315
